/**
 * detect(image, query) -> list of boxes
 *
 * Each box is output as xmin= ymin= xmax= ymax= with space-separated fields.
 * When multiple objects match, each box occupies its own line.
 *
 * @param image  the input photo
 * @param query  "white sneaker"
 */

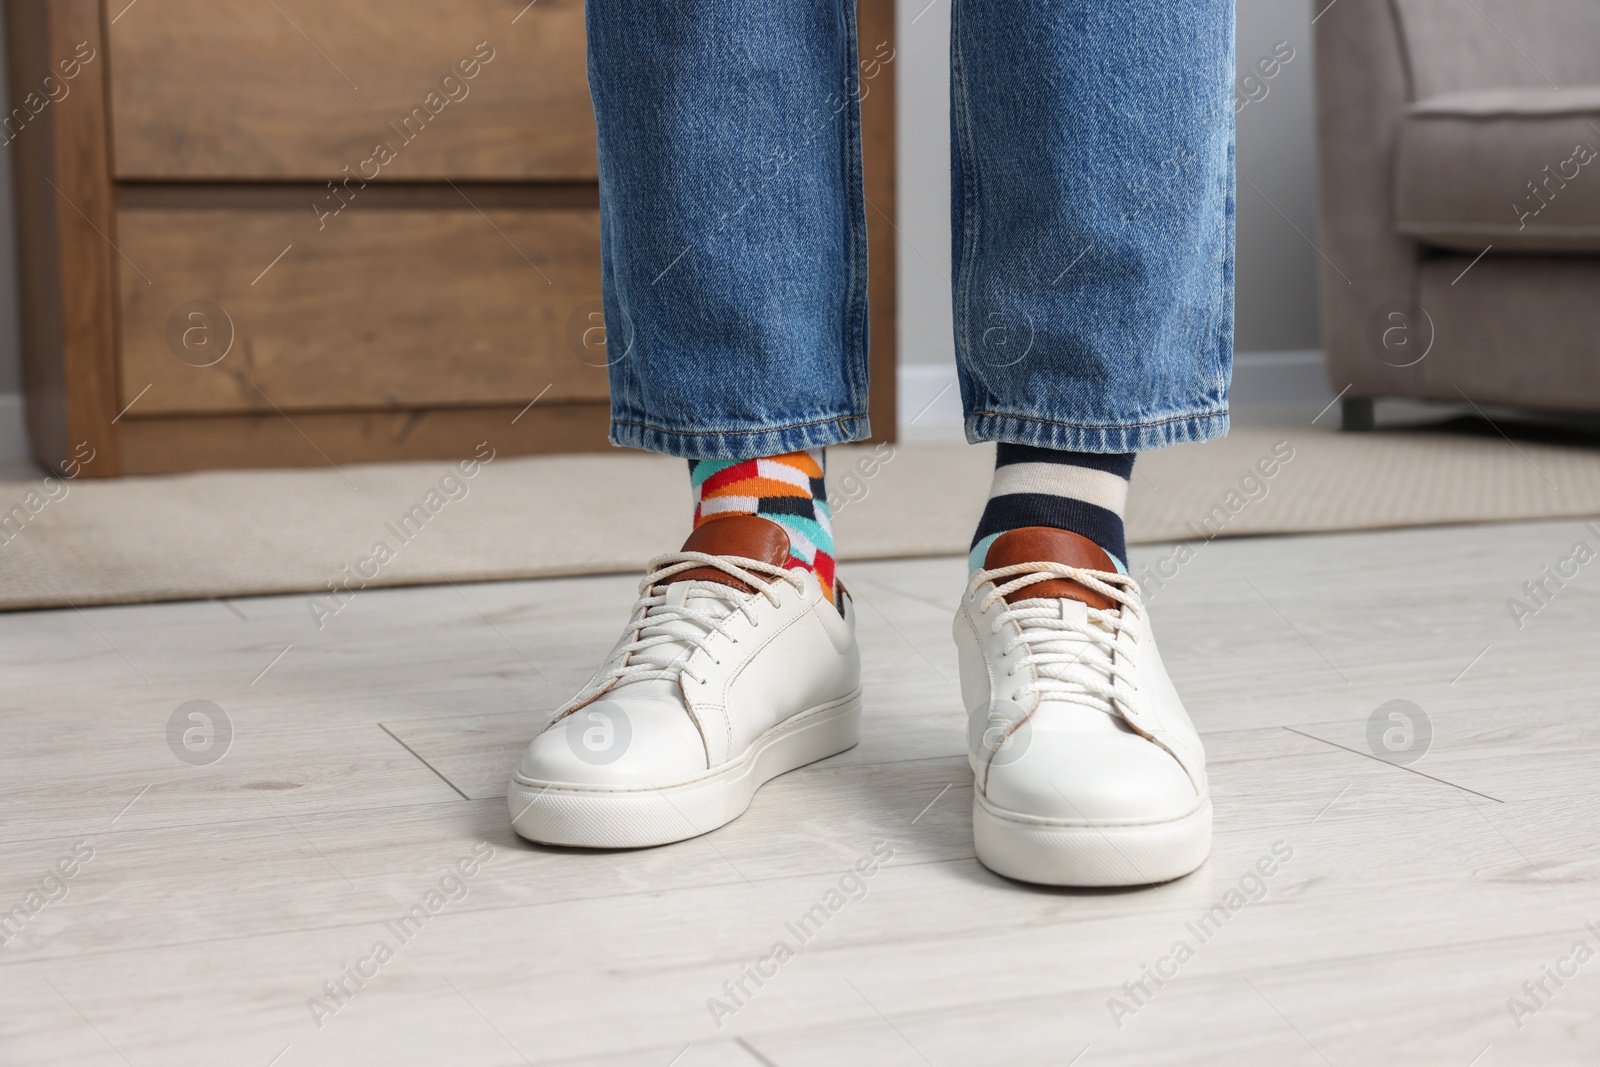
xmin=509 ymin=515 xmax=861 ymax=848
xmin=955 ymin=527 xmax=1211 ymax=886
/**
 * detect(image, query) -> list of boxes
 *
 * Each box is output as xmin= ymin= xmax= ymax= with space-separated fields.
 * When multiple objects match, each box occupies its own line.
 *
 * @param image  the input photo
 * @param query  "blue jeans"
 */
xmin=587 ymin=1 xmax=1234 ymax=459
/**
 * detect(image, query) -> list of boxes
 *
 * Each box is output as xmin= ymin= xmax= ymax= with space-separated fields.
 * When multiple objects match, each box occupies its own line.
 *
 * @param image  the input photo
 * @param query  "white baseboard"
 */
xmin=896 ymin=364 xmax=967 ymax=444
xmin=1228 ymin=349 xmax=1333 ymax=406
xmin=896 ymin=350 xmax=1330 ymax=443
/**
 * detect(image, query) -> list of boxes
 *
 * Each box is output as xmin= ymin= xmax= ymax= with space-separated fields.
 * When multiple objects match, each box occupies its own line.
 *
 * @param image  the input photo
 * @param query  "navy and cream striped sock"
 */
xmin=968 ymin=444 xmax=1135 ymax=573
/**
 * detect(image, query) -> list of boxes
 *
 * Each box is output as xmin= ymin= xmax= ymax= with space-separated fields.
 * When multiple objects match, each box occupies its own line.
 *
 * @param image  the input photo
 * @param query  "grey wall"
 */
xmin=1234 ymin=0 xmax=1321 ymax=352
xmin=896 ymin=0 xmax=1323 ymax=365
xmin=0 ymin=2 xmax=1324 ymax=404
xmin=0 ymin=13 xmax=23 ymax=394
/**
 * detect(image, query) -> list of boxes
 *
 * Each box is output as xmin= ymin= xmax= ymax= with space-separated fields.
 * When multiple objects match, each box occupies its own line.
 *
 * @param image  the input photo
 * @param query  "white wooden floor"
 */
xmin=2 ymin=518 xmax=1598 ymax=1066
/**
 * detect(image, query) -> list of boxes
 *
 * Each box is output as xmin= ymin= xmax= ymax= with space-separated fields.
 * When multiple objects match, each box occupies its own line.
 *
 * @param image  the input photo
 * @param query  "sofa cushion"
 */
xmin=1394 ymin=86 xmax=1600 ymax=252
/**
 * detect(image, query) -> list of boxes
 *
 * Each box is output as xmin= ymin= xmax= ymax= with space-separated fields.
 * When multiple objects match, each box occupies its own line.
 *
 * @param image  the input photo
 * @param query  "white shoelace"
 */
xmin=968 ymin=562 xmax=1145 ymax=716
xmin=597 ymin=551 xmax=807 ymax=689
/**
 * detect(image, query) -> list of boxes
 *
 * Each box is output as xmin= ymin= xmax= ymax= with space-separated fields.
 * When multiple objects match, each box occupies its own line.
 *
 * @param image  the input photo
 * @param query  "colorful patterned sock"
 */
xmin=969 ymin=444 xmax=1134 ymax=573
xmin=689 ymin=449 xmax=836 ymax=601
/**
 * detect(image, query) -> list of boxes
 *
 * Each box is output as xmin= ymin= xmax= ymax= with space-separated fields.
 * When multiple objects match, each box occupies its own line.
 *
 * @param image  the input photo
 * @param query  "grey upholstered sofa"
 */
xmin=1314 ymin=0 xmax=1600 ymax=429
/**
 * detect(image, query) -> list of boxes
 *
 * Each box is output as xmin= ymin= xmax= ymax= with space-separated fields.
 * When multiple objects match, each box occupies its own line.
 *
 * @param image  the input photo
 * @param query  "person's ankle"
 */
xmin=969 ymin=443 xmax=1134 ymax=573
xmin=689 ymin=449 xmax=837 ymax=600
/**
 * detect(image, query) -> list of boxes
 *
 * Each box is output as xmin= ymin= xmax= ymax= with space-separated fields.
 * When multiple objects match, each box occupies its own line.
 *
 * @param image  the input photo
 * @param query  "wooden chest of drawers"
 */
xmin=6 ymin=0 xmax=895 ymax=475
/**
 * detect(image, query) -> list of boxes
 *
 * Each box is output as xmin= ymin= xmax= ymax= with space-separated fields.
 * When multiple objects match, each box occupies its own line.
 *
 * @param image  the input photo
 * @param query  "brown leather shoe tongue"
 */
xmin=669 ymin=514 xmax=792 ymax=593
xmin=984 ymin=527 xmax=1117 ymax=610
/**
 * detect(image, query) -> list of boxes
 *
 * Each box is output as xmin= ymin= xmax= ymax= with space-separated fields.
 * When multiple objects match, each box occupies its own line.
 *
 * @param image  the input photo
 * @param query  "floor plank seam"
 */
xmin=376 ymin=722 xmax=474 ymax=801
xmin=1280 ymin=726 xmax=1505 ymax=802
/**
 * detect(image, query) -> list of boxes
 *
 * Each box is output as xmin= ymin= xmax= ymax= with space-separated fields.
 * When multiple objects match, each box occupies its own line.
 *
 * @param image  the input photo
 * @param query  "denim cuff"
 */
xmin=965 ymin=408 xmax=1229 ymax=453
xmin=610 ymin=413 xmax=871 ymax=460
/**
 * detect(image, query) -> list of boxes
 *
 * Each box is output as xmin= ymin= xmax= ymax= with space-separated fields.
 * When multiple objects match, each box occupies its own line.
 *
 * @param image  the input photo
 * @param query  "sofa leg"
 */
xmin=1340 ymin=397 xmax=1376 ymax=432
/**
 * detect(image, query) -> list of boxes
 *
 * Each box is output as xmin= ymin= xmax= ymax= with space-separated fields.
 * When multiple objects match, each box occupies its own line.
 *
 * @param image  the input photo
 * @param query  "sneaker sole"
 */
xmin=972 ymin=792 xmax=1212 ymax=887
xmin=508 ymin=690 xmax=862 ymax=849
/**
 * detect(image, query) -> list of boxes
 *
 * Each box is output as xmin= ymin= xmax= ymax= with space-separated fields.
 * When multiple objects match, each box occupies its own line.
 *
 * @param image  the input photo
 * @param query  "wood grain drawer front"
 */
xmin=107 ymin=0 xmax=596 ymax=180
xmin=116 ymin=202 xmax=610 ymax=414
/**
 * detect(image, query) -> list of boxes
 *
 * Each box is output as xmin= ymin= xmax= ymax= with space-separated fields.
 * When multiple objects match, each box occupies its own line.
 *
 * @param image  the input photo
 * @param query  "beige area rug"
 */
xmin=3 ymin=424 xmax=1599 ymax=611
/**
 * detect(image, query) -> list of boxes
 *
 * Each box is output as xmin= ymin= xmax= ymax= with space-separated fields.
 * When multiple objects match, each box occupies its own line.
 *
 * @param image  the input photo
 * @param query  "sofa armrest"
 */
xmin=1390 ymin=0 xmax=1600 ymax=97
